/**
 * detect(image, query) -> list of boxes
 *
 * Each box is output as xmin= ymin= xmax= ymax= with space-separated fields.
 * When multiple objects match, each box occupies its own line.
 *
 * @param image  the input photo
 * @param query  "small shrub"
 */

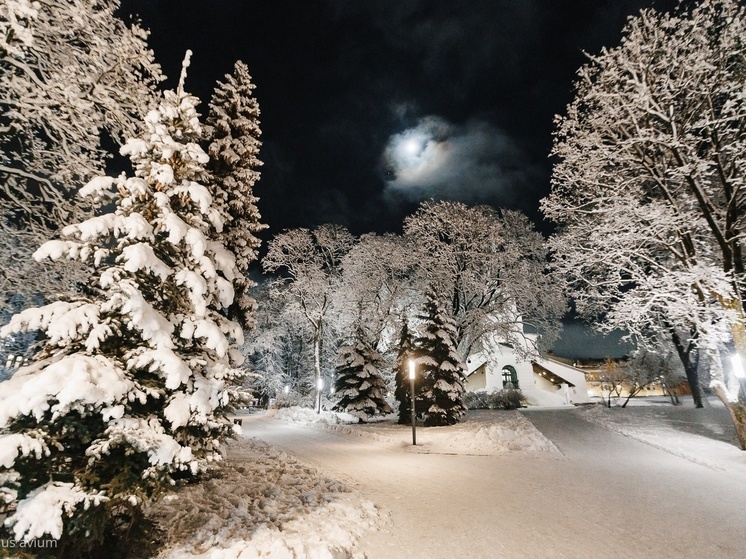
xmin=493 ymin=388 xmax=524 ymax=410
xmin=464 ymin=388 xmax=525 ymax=410
xmin=464 ymin=390 xmax=493 ymax=410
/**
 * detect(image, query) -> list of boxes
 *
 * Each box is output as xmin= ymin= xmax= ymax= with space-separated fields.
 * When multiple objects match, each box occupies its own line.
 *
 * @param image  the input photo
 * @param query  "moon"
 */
xmin=382 ymin=117 xmax=454 ymax=187
xmin=402 ymin=137 xmax=422 ymax=156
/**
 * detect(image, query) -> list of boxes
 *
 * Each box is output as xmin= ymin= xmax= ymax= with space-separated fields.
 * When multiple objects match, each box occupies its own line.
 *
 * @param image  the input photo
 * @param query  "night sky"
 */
xmin=117 ymin=0 xmax=676 ymax=357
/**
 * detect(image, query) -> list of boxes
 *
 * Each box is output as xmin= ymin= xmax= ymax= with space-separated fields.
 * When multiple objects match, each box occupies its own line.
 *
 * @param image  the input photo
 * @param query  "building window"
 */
xmin=501 ymin=365 xmax=519 ymax=389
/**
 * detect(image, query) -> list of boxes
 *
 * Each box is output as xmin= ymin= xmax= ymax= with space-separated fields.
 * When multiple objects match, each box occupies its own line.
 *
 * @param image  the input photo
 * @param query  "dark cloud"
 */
xmin=381 ymin=116 xmax=541 ymax=209
xmin=324 ymin=0 xmax=542 ymax=114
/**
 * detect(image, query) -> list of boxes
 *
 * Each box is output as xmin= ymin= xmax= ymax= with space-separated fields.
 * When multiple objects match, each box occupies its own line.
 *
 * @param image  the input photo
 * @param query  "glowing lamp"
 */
xmin=409 ymin=359 xmax=416 ymax=380
xmin=731 ymin=354 xmax=745 ymax=379
xmin=284 ymin=385 xmax=290 ymax=395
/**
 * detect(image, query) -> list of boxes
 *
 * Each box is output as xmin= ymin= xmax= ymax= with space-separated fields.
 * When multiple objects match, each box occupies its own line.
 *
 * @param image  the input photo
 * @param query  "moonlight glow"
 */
xmin=403 ymin=137 xmax=422 ymax=156
xmin=384 ymin=127 xmax=445 ymax=183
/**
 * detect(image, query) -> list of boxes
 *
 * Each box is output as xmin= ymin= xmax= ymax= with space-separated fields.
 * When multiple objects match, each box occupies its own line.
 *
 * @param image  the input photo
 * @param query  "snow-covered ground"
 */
xmin=150 ymin=436 xmax=384 ymax=559
xmin=578 ymin=396 xmax=746 ymax=473
xmin=151 ymin=399 xmax=746 ymax=558
xmin=272 ymin=406 xmax=561 ymax=455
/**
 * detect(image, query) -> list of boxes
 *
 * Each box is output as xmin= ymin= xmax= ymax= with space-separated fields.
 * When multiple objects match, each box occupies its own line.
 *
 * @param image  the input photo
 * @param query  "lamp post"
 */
xmin=409 ymin=359 xmax=417 ymax=446
xmin=316 ymin=377 xmax=324 ymax=414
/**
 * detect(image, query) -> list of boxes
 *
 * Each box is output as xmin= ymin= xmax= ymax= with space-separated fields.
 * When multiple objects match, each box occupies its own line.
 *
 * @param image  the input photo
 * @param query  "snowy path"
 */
xmin=242 ymin=409 xmax=746 ymax=559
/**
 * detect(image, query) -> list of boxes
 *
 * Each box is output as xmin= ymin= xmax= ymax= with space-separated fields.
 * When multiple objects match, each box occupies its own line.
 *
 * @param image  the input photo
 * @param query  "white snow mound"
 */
xmin=274 ymin=407 xmax=562 ymax=456
xmin=150 ymin=437 xmax=386 ymax=559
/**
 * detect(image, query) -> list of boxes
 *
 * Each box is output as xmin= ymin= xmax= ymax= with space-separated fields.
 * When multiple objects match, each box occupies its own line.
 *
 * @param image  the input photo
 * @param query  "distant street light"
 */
xmin=409 ymin=359 xmax=417 ymax=446
xmin=316 ymin=377 xmax=324 ymax=414
xmin=284 ymin=384 xmax=290 ymax=395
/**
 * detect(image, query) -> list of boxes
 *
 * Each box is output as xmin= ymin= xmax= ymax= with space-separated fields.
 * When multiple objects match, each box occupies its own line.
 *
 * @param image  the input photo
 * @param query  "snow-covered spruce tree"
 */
xmin=393 ymin=316 xmax=424 ymax=425
xmin=0 ymin=53 xmax=245 ymax=554
xmin=333 ymin=333 xmax=392 ymax=422
xmin=415 ymin=290 xmax=467 ymax=427
xmin=205 ymin=60 xmax=266 ymax=327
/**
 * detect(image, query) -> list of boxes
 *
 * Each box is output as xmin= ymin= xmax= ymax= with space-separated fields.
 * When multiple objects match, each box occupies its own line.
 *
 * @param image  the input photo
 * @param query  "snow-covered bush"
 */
xmin=493 ymin=387 xmax=524 ymax=410
xmin=463 ymin=390 xmax=491 ymax=410
xmin=0 ymin=54 xmax=247 ymax=556
xmin=464 ymin=388 xmax=525 ymax=410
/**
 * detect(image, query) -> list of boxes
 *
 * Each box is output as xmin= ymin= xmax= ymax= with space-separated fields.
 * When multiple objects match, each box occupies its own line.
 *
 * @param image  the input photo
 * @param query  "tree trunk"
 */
xmin=725 ymin=302 xmax=746 ymax=449
xmin=727 ymin=402 xmax=746 ymax=451
xmin=313 ymin=321 xmax=322 ymax=388
xmin=621 ymin=387 xmax=641 ymax=408
xmin=670 ymin=329 xmax=703 ymax=408
xmin=665 ymin=384 xmax=677 ymax=405
xmin=708 ymin=316 xmax=746 ymax=450
xmin=711 ymin=383 xmax=746 ymax=450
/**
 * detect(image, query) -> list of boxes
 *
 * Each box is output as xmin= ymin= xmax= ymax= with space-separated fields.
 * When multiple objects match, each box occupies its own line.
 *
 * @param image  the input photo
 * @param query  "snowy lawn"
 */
xmin=243 ymin=403 xmax=746 ymax=558
xmin=148 ymin=436 xmax=385 ymax=559
xmin=147 ymin=400 xmax=746 ymax=559
xmin=578 ymin=396 xmax=746 ymax=473
xmin=271 ymin=406 xmax=562 ymax=456
xmin=147 ymin=407 xmax=559 ymax=558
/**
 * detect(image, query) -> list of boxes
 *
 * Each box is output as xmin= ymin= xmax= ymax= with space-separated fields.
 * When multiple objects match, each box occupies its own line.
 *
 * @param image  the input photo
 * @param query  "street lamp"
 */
xmin=316 ymin=377 xmax=324 ymax=414
xmin=409 ymin=359 xmax=417 ymax=446
xmin=284 ymin=384 xmax=290 ymax=395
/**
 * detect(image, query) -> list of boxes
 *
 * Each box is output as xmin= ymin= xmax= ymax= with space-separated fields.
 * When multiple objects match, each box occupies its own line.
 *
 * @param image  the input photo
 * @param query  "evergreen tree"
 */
xmin=393 ymin=316 xmax=424 ymax=425
xmin=0 ymin=53 xmax=246 ymax=554
xmin=333 ymin=334 xmax=392 ymax=422
xmin=415 ymin=290 xmax=467 ymax=426
xmin=206 ymin=60 xmax=266 ymax=327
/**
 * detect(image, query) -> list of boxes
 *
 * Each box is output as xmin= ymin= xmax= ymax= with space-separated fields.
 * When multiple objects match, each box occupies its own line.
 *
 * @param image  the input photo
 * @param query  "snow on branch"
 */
xmin=8 ymin=482 xmax=107 ymax=542
xmin=0 ymin=432 xmax=48 ymax=469
xmin=0 ymin=355 xmax=134 ymax=427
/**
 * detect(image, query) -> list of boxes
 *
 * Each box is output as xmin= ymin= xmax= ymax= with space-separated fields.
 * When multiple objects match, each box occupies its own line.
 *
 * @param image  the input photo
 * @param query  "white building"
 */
xmin=464 ymin=334 xmax=589 ymax=406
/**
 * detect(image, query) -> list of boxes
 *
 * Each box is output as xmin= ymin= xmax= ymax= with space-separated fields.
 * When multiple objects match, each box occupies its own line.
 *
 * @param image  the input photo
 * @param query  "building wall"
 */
xmin=465 ymin=365 xmax=487 ymax=391
xmin=465 ymin=346 xmax=590 ymax=406
xmin=466 ymin=346 xmax=533 ymax=392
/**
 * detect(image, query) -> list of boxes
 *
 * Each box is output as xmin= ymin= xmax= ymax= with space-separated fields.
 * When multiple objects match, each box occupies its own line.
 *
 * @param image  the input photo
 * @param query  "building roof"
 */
xmin=531 ymin=356 xmax=588 ymax=388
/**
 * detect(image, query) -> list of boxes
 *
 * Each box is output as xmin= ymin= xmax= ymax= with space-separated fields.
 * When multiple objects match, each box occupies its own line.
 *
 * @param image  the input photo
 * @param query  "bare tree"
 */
xmin=242 ymin=283 xmax=315 ymax=398
xmin=263 ymin=224 xmax=355 ymax=391
xmin=0 ymin=0 xmax=163 ymax=303
xmin=542 ymin=0 xmax=746 ymax=447
xmin=620 ymin=351 xmax=682 ymax=408
xmin=333 ymin=232 xmax=417 ymax=352
xmin=403 ymin=200 xmax=565 ymax=360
